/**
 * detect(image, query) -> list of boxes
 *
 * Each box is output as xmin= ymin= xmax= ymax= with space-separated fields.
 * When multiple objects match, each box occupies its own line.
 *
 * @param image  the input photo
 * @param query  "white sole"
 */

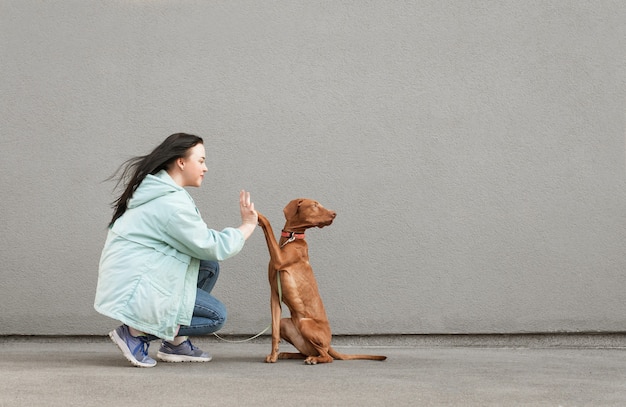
xmin=109 ymin=329 xmax=156 ymax=368
xmin=156 ymin=351 xmax=212 ymax=363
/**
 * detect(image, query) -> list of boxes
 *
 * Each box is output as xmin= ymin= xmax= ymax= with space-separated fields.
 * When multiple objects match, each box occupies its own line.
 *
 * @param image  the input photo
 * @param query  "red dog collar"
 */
xmin=281 ymin=231 xmax=306 ymax=240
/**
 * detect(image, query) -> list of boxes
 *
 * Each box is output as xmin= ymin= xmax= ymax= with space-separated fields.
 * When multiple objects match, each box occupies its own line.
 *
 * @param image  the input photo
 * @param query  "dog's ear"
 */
xmin=283 ymin=199 xmax=303 ymax=219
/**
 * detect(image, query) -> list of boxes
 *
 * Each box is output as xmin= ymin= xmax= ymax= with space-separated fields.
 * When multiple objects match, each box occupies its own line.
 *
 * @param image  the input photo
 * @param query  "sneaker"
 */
xmin=156 ymin=339 xmax=212 ymax=362
xmin=109 ymin=325 xmax=157 ymax=368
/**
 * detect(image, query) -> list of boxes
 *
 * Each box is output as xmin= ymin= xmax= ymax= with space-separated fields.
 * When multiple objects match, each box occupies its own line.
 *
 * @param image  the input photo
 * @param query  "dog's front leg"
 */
xmin=265 ymin=269 xmax=282 ymax=363
xmin=258 ymin=212 xmax=285 ymax=363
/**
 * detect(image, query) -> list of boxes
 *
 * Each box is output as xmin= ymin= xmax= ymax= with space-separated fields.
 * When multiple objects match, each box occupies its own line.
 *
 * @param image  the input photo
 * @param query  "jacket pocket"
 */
xmin=125 ymin=275 xmax=176 ymax=327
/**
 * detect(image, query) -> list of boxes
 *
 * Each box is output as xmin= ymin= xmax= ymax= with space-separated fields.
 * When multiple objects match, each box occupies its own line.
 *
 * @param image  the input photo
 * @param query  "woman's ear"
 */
xmin=177 ymin=157 xmax=185 ymax=171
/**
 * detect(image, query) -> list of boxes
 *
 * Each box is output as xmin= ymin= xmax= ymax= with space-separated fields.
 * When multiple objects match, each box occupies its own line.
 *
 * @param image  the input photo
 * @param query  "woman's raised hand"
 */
xmin=238 ymin=190 xmax=258 ymax=239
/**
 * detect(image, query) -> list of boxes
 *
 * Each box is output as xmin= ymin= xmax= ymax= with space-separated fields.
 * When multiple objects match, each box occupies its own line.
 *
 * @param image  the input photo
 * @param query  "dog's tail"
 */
xmin=328 ymin=346 xmax=387 ymax=361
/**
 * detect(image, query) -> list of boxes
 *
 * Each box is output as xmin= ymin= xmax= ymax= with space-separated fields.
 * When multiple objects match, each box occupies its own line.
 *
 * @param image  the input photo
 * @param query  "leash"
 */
xmin=212 ymin=270 xmax=284 ymax=343
xmin=212 ymin=326 xmax=270 ymax=343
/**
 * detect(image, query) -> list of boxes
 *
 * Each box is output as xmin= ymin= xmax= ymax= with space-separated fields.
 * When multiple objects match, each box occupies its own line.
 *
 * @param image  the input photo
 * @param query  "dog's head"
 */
xmin=283 ymin=198 xmax=336 ymax=230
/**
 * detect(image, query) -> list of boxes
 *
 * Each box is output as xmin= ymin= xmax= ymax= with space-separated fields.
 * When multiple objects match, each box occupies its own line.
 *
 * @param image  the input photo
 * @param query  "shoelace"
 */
xmin=183 ymin=339 xmax=197 ymax=351
xmin=131 ymin=336 xmax=151 ymax=359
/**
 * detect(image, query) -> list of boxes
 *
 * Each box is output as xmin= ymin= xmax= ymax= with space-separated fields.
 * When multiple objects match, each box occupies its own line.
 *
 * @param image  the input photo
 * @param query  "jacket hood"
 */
xmin=127 ymin=170 xmax=181 ymax=209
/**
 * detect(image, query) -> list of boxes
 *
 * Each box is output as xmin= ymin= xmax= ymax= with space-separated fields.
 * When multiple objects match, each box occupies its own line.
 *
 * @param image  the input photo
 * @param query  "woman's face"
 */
xmin=180 ymin=143 xmax=208 ymax=187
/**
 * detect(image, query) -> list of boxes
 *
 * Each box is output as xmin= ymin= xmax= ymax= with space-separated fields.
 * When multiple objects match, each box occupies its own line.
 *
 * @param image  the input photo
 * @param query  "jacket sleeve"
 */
xmin=163 ymin=203 xmax=245 ymax=262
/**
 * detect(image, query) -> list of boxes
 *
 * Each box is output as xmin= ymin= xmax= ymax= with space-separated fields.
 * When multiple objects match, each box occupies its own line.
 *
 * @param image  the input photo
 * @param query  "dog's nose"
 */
xmin=330 ymin=211 xmax=337 ymax=218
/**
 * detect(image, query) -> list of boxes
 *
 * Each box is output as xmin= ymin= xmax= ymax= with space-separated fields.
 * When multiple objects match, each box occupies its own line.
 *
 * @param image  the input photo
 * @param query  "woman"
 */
xmin=94 ymin=133 xmax=258 ymax=368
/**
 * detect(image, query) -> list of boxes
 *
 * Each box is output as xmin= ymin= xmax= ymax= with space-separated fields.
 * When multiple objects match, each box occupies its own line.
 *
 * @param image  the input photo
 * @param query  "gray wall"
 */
xmin=2 ymin=1 xmax=625 ymax=336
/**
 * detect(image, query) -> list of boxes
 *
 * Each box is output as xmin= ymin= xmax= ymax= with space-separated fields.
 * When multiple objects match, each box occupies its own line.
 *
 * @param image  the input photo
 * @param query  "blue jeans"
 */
xmin=177 ymin=260 xmax=227 ymax=336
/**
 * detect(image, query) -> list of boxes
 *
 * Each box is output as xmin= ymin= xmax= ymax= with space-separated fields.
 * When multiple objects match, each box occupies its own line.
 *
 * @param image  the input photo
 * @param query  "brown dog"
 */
xmin=257 ymin=198 xmax=387 ymax=365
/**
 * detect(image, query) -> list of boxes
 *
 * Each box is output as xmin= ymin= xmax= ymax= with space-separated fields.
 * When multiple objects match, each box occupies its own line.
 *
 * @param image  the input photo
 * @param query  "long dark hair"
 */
xmin=107 ymin=133 xmax=204 ymax=227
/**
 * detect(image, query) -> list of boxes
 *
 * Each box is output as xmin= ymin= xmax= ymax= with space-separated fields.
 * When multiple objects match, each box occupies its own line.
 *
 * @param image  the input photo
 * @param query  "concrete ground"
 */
xmin=1 ymin=336 xmax=625 ymax=406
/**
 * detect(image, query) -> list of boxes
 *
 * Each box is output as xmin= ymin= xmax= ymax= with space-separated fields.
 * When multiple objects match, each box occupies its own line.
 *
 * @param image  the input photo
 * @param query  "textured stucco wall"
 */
xmin=1 ymin=1 xmax=625 ymax=336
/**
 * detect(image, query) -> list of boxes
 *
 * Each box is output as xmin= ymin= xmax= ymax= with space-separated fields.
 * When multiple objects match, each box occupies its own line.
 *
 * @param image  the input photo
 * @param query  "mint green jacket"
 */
xmin=94 ymin=170 xmax=244 ymax=340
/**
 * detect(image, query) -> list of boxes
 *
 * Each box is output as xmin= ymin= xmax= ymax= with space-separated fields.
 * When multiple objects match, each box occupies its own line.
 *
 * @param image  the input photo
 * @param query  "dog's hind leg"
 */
xmin=296 ymin=318 xmax=334 ymax=365
xmin=277 ymin=352 xmax=306 ymax=360
xmin=303 ymin=340 xmax=334 ymax=365
xmin=277 ymin=317 xmax=319 ymax=360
